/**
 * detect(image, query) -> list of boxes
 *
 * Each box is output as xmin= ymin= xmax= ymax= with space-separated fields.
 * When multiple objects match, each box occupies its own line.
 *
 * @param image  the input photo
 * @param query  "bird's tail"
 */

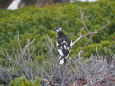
xmin=58 ymin=56 xmax=66 ymax=65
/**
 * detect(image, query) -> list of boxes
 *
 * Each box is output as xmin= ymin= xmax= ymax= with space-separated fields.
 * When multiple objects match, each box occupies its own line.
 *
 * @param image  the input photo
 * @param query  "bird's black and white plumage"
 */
xmin=54 ymin=27 xmax=72 ymax=65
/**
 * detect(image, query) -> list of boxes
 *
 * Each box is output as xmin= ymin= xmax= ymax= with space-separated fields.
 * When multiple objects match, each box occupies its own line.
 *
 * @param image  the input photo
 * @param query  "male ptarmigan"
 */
xmin=54 ymin=27 xmax=72 ymax=65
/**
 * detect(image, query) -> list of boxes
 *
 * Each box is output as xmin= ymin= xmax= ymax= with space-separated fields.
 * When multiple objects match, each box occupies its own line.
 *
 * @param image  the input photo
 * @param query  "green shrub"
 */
xmin=9 ymin=77 xmax=31 ymax=86
xmin=83 ymin=41 xmax=115 ymax=57
xmin=0 ymin=0 xmax=115 ymax=59
xmin=9 ymin=77 xmax=42 ymax=86
xmin=0 ymin=1 xmax=114 ymax=85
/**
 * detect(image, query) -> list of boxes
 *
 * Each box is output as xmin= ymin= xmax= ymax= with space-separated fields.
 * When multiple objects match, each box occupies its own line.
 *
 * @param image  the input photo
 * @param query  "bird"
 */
xmin=54 ymin=27 xmax=72 ymax=65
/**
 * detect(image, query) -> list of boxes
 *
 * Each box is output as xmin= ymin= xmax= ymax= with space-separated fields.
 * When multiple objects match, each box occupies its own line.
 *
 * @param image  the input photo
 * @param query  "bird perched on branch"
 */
xmin=54 ymin=27 xmax=72 ymax=65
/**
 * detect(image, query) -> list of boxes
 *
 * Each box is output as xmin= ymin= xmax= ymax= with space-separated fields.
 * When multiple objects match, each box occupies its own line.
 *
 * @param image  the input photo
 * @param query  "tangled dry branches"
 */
xmin=0 ymin=36 xmax=114 ymax=86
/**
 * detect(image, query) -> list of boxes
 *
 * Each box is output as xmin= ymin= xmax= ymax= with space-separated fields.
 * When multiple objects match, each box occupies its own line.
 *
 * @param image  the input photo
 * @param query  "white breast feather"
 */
xmin=63 ymin=41 xmax=66 ymax=43
xmin=67 ymin=47 xmax=70 ymax=50
xmin=64 ymin=45 xmax=66 ymax=49
xmin=58 ymin=49 xmax=64 ymax=56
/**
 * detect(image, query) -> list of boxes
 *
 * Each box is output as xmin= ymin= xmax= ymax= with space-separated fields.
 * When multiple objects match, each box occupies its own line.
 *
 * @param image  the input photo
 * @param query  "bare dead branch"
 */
xmin=72 ymin=19 xmax=111 ymax=46
xmin=79 ymin=8 xmax=89 ymax=33
xmin=0 ymin=35 xmax=115 ymax=86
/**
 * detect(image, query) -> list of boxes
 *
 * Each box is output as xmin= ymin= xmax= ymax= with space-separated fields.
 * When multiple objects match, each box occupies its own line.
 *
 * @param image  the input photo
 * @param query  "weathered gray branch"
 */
xmin=72 ymin=19 xmax=111 ymax=46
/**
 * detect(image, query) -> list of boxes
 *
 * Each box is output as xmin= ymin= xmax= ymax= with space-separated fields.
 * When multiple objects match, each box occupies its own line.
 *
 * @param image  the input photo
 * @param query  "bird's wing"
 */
xmin=57 ymin=36 xmax=72 ymax=57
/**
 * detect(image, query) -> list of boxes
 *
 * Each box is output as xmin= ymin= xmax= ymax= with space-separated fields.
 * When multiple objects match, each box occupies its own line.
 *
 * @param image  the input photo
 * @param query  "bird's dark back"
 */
xmin=57 ymin=31 xmax=72 ymax=57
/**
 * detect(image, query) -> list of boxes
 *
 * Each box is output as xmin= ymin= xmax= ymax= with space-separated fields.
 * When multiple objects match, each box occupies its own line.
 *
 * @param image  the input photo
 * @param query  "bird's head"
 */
xmin=54 ymin=27 xmax=62 ymax=32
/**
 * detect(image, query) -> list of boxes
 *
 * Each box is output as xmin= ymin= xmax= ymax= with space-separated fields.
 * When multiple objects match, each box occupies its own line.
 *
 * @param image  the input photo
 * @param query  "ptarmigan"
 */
xmin=54 ymin=27 xmax=72 ymax=65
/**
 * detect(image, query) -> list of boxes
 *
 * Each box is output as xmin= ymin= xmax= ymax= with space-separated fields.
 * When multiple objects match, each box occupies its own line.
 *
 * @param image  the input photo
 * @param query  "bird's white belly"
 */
xmin=58 ymin=49 xmax=64 ymax=56
xmin=64 ymin=45 xmax=66 ymax=49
